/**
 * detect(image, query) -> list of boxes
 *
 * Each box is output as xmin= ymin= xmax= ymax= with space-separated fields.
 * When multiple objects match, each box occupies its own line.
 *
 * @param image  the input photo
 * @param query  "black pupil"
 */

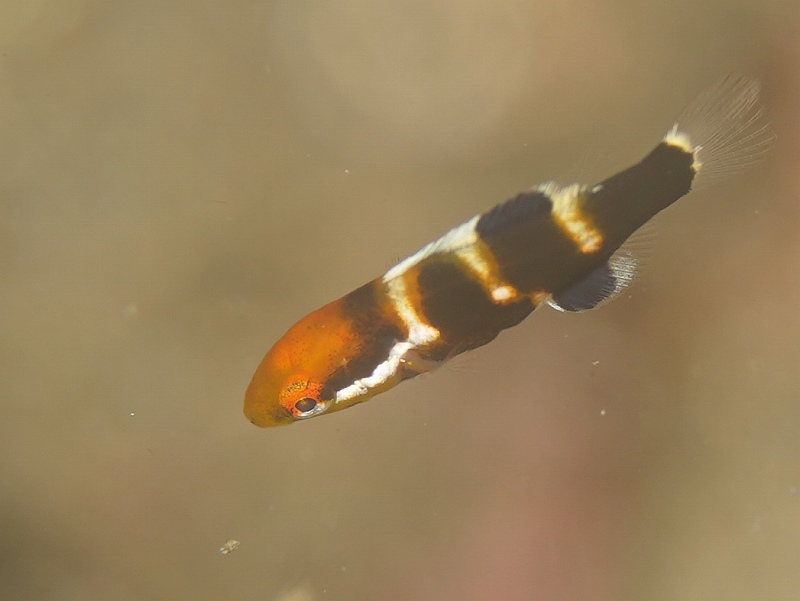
xmin=295 ymin=398 xmax=317 ymax=413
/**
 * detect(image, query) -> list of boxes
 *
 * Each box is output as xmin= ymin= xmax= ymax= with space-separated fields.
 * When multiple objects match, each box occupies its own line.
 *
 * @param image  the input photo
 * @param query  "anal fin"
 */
xmin=548 ymin=249 xmax=638 ymax=313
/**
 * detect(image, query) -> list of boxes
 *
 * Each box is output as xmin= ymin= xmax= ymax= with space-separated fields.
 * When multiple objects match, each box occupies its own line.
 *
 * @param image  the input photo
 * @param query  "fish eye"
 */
xmin=294 ymin=397 xmax=318 ymax=413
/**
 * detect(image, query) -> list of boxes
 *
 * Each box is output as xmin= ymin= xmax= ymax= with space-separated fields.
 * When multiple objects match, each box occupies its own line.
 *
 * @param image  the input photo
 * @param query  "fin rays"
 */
xmin=670 ymin=76 xmax=774 ymax=188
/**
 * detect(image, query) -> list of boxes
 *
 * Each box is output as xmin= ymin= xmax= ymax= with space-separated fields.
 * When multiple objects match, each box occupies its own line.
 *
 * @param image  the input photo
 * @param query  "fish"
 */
xmin=244 ymin=76 xmax=773 ymax=427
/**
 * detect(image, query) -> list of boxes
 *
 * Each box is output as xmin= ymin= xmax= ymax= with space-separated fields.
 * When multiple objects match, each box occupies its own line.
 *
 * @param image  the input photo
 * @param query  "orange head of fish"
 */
xmin=244 ymin=297 xmax=369 ymax=427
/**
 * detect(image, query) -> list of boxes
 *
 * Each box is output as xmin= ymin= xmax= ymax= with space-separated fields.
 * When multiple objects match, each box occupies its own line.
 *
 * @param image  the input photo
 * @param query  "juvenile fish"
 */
xmin=244 ymin=76 xmax=772 ymax=427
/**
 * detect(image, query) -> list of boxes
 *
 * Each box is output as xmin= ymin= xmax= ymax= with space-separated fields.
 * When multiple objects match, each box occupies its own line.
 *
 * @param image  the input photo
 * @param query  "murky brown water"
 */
xmin=1 ymin=2 xmax=798 ymax=600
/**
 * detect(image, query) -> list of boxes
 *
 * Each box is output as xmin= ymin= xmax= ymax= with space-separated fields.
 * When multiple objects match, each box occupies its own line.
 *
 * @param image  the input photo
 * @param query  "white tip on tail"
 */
xmin=663 ymin=75 xmax=774 ymax=188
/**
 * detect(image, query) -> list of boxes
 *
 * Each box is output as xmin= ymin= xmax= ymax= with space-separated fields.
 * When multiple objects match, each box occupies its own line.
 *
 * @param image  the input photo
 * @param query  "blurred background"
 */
xmin=0 ymin=1 xmax=797 ymax=600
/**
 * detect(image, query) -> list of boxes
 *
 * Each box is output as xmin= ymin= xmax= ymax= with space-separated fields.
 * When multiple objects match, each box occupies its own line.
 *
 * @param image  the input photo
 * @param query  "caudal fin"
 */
xmin=663 ymin=75 xmax=774 ymax=189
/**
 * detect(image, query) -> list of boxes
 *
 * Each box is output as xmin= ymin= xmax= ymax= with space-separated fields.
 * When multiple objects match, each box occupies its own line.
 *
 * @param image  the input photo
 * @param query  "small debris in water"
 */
xmin=219 ymin=539 xmax=240 ymax=555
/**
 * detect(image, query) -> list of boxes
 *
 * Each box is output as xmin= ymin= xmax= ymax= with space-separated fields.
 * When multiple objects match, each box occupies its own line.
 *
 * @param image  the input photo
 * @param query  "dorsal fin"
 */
xmin=474 ymin=190 xmax=551 ymax=237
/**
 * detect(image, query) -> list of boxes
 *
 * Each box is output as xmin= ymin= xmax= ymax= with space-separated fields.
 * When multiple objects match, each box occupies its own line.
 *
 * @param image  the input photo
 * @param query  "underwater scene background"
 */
xmin=1 ymin=2 xmax=798 ymax=600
